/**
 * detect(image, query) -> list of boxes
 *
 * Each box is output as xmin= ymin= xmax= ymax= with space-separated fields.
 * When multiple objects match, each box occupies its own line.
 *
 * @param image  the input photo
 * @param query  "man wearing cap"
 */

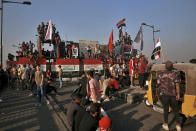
xmin=157 ymin=61 xmax=181 ymax=131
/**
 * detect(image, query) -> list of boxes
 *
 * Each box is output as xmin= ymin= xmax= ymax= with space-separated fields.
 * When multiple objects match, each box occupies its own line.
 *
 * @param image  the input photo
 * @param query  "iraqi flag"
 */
xmin=116 ymin=18 xmax=126 ymax=28
xmin=134 ymin=26 xmax=143 ymax=51
xmin=108 ymin=29 xmax=113 ymax=56
xmin=45 ymin=19 xmax=53 ymax=40
xmin=151 ymin=38 xmax=161 ymax=60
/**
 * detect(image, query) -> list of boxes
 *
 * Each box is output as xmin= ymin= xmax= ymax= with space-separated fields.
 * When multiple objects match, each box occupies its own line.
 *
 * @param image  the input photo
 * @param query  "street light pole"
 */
xmin=0 ymin=0 xmax=31 ymax=67
xmin=152 ymin=25 xmax=155 ymax=47
xmin=0 ymin=0 xmax=3 ymax=67
xmin=141 ymin=22 xmax=160 ymax=48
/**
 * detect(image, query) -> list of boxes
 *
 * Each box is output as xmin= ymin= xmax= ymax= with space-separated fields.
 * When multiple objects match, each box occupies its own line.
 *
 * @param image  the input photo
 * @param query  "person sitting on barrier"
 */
xmin=102 ymin=74 xmax=119 ymax=101
xmin=46 ymin=69 xmax=51 ymax=80
xmin=79 ymin=103 xmax=101 ymax=131
xmin=45 ymin=79 xmax=59 ymax=96
xmin=74 ymin=98 xmax=91 ymax=131
xmin=66 ymin=93 xmax=82 ymax=129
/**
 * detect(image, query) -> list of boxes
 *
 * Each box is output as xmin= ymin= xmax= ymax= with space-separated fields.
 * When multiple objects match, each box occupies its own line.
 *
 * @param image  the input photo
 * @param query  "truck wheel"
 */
xmin=145 ymin=99 xmax=151 ymax=107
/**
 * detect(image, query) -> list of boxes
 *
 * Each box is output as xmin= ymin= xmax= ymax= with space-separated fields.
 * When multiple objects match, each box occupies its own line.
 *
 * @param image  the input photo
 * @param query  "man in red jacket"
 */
xmin=138 ymin=55 xmax=147 ymax=89
xmin=129 ymin=57 xmax=135 ymax=88
xmin=102 ymin=75 xmax=119 ymax=101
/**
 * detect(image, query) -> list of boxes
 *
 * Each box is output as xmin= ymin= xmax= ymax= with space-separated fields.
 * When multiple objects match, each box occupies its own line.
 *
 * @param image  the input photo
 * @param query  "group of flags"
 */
xmin=108 ymin=18 xmax=161 ymax=60
xmin=46 ymin=19 xmax=161 ymax=60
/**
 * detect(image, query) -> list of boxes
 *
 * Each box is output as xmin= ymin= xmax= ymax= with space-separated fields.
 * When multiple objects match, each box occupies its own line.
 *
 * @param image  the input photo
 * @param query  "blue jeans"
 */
xmin=37 ymin=85 xmax=49 ymax=103
xmin=59 ymin=77 xmax=62 ymax=88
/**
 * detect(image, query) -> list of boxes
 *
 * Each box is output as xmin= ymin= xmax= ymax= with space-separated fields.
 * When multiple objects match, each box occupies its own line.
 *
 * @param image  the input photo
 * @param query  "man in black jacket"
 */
xmin=66 ymin=94 xmax=82 ymax=129
xmin=73 ymin=98 xmax=91 ymax=131
xmin=79 ymin=103 xmax=101 ymax=131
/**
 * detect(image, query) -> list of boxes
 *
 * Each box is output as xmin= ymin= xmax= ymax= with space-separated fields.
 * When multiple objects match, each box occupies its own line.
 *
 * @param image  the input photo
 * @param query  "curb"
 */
xmin=116 ymin=87 xmax=146 ymax=104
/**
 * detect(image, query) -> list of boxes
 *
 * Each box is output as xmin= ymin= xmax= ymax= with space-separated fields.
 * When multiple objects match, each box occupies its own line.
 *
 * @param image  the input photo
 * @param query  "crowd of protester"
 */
xmin=16 ymin=41 xmax=35 ymax=57
xmin=2 ymin=54 xmax=193 ymax=131
xmin=116 ymin=30 xmax=133 ymax=46
xmin=2 ymin=50 xmax=150 ymax=131
xmin=13 ymin=41 xmax=39 ymax=62
xmin=65 ymin=54 xmax=149 ymax=130
xmin=0 ymin=64 xmax=58 ymax=104
xmin=67 ymin=69 xmax=114 ymax=131
xmin=37 ymin=21 xmax=61 ymax=44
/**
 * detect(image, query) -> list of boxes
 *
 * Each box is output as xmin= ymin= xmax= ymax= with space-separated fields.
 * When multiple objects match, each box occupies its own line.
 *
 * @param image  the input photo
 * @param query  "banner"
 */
xmin=72 ymin=48 xmax=78 ymax=57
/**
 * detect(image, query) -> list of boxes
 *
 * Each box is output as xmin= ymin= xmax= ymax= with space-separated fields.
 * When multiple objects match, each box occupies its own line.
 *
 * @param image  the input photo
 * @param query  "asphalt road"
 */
xmin=0 ymin=88 xmax=59 ymax=131
xmin=0 ymin=82 xmax=195 ymax=131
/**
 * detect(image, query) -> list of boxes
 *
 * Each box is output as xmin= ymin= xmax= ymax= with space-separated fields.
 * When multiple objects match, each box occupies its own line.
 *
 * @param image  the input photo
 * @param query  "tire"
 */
xmin=145 ymin=99 xmax=151 ymax=107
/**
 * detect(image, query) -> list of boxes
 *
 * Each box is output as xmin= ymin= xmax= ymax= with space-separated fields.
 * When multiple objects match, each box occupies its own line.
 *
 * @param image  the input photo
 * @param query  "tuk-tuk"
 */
xmin=144 ymin=63 xmax=196 ymax=118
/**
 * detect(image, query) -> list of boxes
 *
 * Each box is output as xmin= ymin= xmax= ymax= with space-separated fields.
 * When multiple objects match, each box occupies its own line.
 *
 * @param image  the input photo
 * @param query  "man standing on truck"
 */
xmin=157 ymin=61 xmax=181 ymax=131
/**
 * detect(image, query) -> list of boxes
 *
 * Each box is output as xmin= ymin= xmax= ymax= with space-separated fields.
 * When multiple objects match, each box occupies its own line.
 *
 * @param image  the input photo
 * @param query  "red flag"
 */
xmin=108 ymin=29 xmax=113 ymax=56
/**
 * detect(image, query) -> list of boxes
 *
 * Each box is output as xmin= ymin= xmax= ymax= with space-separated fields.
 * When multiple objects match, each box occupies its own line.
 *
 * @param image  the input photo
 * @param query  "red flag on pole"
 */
xmin=108 ymin=29 xmax=113 ymax=56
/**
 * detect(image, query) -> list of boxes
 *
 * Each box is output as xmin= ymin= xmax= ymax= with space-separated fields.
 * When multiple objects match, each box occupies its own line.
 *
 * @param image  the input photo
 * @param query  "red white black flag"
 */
xmin=116 ymin=18 xmax=126 ymax=28
xmin=45 ymin=19 xmax=53 ymax=40
xmin=151 ymin=38 xmax=161 ymax=60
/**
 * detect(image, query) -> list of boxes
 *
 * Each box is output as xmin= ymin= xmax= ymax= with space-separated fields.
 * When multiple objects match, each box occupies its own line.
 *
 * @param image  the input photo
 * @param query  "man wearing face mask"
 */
xmin=157 ymin=61 xmax=181 ymax=131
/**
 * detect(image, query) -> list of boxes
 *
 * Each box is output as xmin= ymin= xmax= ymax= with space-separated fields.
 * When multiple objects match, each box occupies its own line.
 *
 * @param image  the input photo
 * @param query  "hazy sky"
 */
xmin=1 ymin=0 xmax=196 ymax=66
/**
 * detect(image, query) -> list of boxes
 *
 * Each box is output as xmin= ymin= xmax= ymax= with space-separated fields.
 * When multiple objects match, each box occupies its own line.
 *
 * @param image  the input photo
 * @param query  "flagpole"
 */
xmin=162 ymin=49 xmax=165 ymax=63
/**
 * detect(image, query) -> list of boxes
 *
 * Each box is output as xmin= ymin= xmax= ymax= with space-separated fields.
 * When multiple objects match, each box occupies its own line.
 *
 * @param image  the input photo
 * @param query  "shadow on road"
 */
xmin=0 ymin=88 xmax=58 ymax=131
xmin=103 ymin=100 xmax=151 ymax=131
